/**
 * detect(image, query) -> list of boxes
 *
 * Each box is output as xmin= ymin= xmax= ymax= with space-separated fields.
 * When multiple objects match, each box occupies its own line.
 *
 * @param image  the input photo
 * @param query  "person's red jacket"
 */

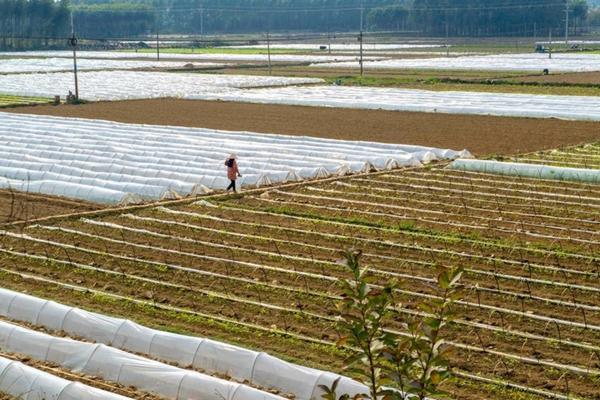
xmin=226 ymin=159 xmax=239 ymax=180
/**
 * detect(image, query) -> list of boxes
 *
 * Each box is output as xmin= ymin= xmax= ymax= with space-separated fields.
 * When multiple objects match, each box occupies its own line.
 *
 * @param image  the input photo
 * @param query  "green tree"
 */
xmin=326 ymin=250 xmax=463 ymax=400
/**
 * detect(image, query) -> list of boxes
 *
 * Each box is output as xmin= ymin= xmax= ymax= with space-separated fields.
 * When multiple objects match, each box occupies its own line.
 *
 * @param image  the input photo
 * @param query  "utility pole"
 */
xmin=446 ymin=22 xmax=449 ymax=57
xmin=359 ymin=30 xmax=364 ymax=77
xmin=69 ymin=11 xmax=79 ymax=102
xmin=266 ymin=31 xmax=272 ymax=76
xmin=360 ymin=0 xmax=364 ymax=32
xmin=155 ymin=11 xmax=160 ymax=61
xmin=200 ymin=6 xmax=204 ymax=42
xmin=549 ymin=29 xmax=553 ymax=59
xmin=565 ymin=0 xmax=570 ymax=45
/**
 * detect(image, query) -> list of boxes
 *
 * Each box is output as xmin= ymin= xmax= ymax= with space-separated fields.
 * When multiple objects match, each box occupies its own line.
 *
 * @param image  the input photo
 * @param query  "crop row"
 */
xmin=511 ymin=142 xmax=600 ymax=170
xmin=1 ymin=224 xmax=599 ymax=399
xmin=0 ymin=94 xmax=50 ymax=107
xmin=1 ymin=167 xmax=598 ymax=399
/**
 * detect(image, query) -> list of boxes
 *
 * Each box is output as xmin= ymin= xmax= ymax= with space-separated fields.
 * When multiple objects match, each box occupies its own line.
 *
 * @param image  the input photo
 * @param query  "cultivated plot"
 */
xmin=0 ymin=51 xmax=382 ymax=64
xmin=188 ymin=85 xmax=600 ymax=121
xmin=0 ymin=189 xmax=100 ymax=224
xmin=0 ymin=165 xmax=598 ymax=400
xmin=314 ymin=52 xmax=600 ymax=72
xmin=226 ymin=43 xmax=444 ymax=51
xmin=0 ymin=112 xmax=470 ymax=204
xmin=0 ymin=58 xmax=221 ymax=74
xmin=511 ymin=142 xmax=600 ymax=170
xmin=0 ymin=94 xmax=49 ymax=107
xmin=0 ymin=317 xmax=285 ymax=400
xmin=0 ymin=70 xmax=322 ymax=101
xmin=0 ymin=354 xmax=132 ymax=400
xmin=0 ymin=288 xmax=365 ymax=399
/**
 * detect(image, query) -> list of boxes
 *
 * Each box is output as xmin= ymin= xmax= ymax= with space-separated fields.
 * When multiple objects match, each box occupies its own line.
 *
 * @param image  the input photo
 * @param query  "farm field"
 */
xmin=511 ymin=142 xmax=600 ymax=170
xmin=11 ymin=98 xmax=600 ymax=156
xmin=185 ymin=85 xmax=600 ymax=121
xmin=0 ymin=112 xmax=468 ymax=203
xmin=0 ymin=349 xmax=157 ymax=399
xmin=0 ymin=71 xmax=322 ymax=101
xmin=0 ymin=50 xmax=377 ymax=64
xmin=0 ymin=164 xmax=598 ymax=400
xmin=0 ymin=58 xmax=221 ymax=74
xmin=315 ymin=52 xmax=600 ymax=72
xmin=206 ymin=65 xmax=600 ymax=97
xmin=0 ymin=94 xmax=50 ymax=108
xmin=511 ymin=70 xmax=600 ymax=85
xmin=0 ymin=189 xmax=100 ymax=224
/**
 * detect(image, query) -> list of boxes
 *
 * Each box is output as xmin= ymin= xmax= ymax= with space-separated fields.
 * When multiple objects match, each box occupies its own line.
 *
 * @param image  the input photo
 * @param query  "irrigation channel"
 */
xmin=0 ymin=166 xmax=598 ymax=400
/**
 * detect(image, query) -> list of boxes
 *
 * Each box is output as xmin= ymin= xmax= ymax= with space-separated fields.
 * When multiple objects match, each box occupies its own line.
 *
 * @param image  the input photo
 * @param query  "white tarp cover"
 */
xmin=0 ymin=112 xmax=470 ymax=204
xmin=449 ymin=159 xmax=600 ymax=183
xmin=0 ymin=51 xmax=383 ymax=63
xmin=0 ymin=288 xmax=367 ymax=400
xmin=311 ymin=52 xmax=600 ymax=72
xmin=0 ymin=58 xmax=222 ymax=74
xmin=0 ymin=318 xmax=287 ymax=400
xmin=186 ymin=85 xmax=600 ymax=121
xmin=0 ymin=70 xmax=322 ymax=101
xmin=225 ymin=43 xmax=444 ymax=51
xmin=0 ymin=355 xmax=131 ymax=400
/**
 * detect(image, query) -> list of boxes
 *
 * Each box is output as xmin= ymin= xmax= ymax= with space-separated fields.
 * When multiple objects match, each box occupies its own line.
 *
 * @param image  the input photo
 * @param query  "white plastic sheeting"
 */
xmin=0 ymin=356 xmax=132 ymax=400
xmin=0 ymin=112 xmax=470 ymax=204
xmin=225 ymin=43 xmax=444 ymax=51
xmin=0 ymin=318 xmax=286 ymax=400
xmin=0 ymin=288 xmax=367 ymax=400
xmin=0 ymin=58 xmax=221 ymax=74
xmin=0 ymin=51 xmax=383 ymax=63
xmin=187 ymin=85 xmax=600 ymax=121
xmin=449 ymin=159 xmax=600 ymax=184
xmin=0 ymin=70 xmax=322 ymax=101
xmin=311 ymin=52 xmax=600 ymax=72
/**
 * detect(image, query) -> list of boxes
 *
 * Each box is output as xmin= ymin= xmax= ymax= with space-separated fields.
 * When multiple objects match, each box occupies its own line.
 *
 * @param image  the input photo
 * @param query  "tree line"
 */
xmin=0 ymin=0 xmax=595 ymax=50
xmin=0 ymin=0 xmax=70 ymax=50
xmin=73 ymin=0 xmax=591 ymax=37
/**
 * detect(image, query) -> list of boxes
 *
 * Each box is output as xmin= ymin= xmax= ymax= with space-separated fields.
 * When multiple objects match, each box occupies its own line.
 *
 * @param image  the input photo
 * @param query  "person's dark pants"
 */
xmin=226 ymin=179 xmax=236 ymax=192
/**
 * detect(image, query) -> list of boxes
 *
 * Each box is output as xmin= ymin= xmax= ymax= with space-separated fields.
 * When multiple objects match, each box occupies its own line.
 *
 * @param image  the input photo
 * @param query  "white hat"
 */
xmin=228 ymin=153 xmax=238 ymax=160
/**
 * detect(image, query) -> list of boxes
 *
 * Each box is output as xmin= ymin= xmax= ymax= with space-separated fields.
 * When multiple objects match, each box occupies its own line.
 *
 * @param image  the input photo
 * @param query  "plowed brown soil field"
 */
xmin=0 ymin=190 xmax=101 ymax=224
xmin=10 ymin=99 xmax=600 ymax=157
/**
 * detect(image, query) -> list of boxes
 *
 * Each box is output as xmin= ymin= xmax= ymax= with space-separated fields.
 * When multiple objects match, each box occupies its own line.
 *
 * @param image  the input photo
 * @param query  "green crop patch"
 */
xmin=0 ymin=94 xmax=51 ymax=108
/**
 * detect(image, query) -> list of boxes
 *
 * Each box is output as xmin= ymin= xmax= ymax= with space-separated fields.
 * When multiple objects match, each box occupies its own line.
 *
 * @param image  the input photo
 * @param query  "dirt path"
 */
xmin=10 ymin=99 xmax=600 ymax=157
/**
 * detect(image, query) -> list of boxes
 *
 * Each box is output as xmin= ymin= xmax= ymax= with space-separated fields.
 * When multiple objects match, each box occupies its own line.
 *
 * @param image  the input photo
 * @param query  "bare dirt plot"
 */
xmin=10 ymin=99 xmax=600 ymax=157
xmin=0 ymin=190 xmax=102 ymax=224
xmin=0 ymin=166 xmax=598 ymax=400
xmin=509 ymin=70 xmax=600 ymax=85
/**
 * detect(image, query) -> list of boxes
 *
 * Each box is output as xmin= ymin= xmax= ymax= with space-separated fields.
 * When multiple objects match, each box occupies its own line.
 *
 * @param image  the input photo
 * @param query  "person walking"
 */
xmin=225 ymin=154 xmax=241 ymax=193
